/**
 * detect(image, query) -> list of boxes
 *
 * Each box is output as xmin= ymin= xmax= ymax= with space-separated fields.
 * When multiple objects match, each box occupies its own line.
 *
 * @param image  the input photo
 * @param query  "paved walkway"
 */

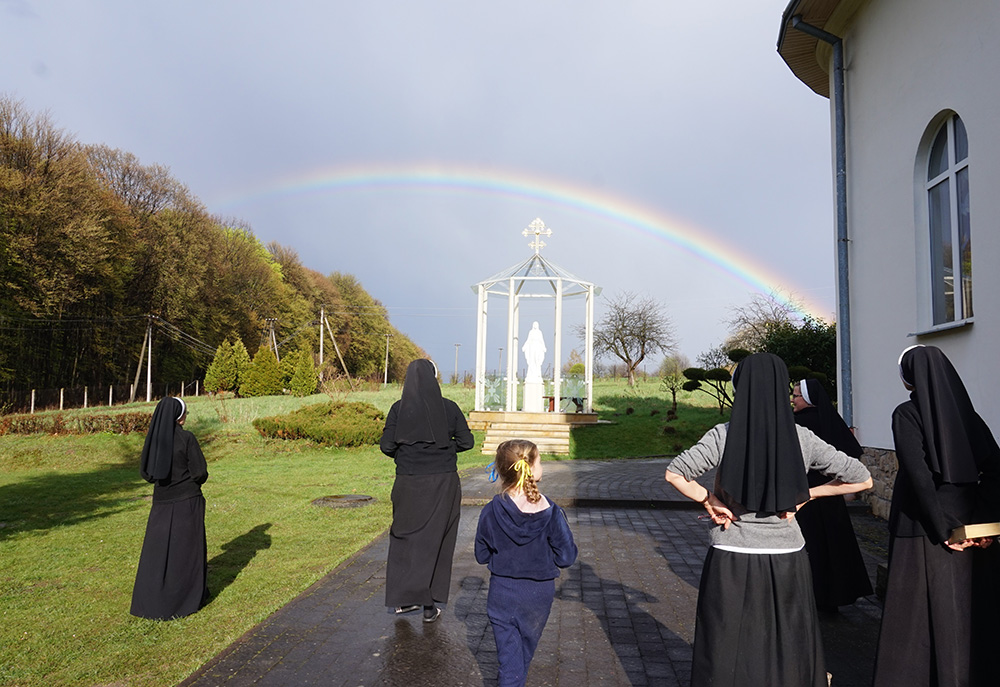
xmin=180 ymin=459 xmax=886 ymax=686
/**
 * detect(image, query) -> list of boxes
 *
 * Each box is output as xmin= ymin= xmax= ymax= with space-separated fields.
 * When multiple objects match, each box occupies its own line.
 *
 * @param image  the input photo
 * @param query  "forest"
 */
xmin=0 ymin=97 xmax=423 ymax=401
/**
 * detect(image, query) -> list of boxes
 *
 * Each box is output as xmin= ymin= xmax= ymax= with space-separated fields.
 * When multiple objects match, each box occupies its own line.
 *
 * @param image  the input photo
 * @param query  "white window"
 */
xmin=925 ymin=114 xmax=971 ymax=325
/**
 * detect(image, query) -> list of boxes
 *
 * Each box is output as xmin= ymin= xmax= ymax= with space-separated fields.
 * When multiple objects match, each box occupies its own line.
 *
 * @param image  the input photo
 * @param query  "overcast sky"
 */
xmin=2 ymin=1 xmax=837 ymax=377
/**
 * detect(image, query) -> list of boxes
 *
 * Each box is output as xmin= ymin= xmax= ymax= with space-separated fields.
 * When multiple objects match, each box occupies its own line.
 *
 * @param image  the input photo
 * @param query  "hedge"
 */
xmin=0 ymin=411 xmax=152 ymax=436
xmin=253 ymin=401 xmax=385 ymax=447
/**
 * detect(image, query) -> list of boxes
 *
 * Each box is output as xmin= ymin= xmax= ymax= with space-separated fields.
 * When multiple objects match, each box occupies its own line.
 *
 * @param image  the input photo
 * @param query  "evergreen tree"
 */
xmin=231 ymin=339 xmax=252 ymax=394
xmin=204 ymin=340 xmax=236 ymax=392
xmin=240 ymin=345 xmax=283 ymax=397
xmin=279 ymin=350 xmax=298 ymax=388
xmin=289 ymin=349 xmax=318 ymax=397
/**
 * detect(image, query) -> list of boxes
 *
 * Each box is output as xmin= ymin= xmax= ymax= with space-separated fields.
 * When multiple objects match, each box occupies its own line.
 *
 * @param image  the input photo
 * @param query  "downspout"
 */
xmin=790 ymin=16 xmax=853 ymax=427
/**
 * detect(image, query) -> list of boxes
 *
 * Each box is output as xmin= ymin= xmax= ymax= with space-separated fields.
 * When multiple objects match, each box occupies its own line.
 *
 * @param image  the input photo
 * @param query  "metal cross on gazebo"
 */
xmin=523 ymin=217 xmax=552 ymax=254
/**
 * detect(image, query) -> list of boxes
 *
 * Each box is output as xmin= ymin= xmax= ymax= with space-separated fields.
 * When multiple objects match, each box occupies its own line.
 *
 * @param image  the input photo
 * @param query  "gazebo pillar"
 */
xmin=585 ymin=283 xmax=595 ymax=412
xmin=553 ymin=278 xmax=564 ymax=410
xmin=505 ymin=278 xmax=517 ymax=411
xmin=475 ymin=284 xmax=487 ymax=410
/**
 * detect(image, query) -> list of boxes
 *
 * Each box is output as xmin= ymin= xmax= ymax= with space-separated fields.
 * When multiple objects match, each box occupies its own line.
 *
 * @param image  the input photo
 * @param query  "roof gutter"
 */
xmin=789 ymin=15 xmax=853 ymax=428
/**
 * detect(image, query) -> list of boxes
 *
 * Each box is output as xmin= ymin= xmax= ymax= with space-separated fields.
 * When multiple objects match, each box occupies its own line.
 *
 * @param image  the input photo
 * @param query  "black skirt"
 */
xmin=797 ymin=495 xmax=873 ymax=608
xmin=130 ymin=494 xmax=208 ymax=620
xmin=385 ymin=472 xmax=461 ymax=607
xmin=873 ymin=535 xmax=984 ymax=687
xmin=692 ymin=547 xmax=827 ymax=687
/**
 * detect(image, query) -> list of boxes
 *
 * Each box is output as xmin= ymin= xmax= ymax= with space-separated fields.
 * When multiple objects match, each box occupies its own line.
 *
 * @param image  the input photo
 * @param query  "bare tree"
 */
xmin=696 ymin=344 xmax=732 ymax=370
xmin=589 ymin=292 xmax=676 ymax=387
xmin=724 ymin=291 xmax=800 ymax=352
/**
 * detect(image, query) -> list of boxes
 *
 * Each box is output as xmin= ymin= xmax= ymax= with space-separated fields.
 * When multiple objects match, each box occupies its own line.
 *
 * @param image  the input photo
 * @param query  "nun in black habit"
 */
xmin=380 ymin=359 xmax=474 ymax=622
xmin=664 ymin=353 xmax=872 ymax=687
xmin=873 ymin=345 xmax=1000 ymax=687
xmin=130 ymin=396 xmax=209 ymax=620
xmin=793 ymin=378 xmax=874 ymax=609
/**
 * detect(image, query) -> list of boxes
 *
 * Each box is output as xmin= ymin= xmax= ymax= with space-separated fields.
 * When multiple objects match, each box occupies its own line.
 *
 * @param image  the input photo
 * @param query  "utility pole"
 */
xmin=322 ymin=315 xmax=354 ymax=389
xmin=318 ymin=306 xmax=324 ymax=379
xmin=498 ymin=347 xmax=503 ymax=375
xmin=454 ymin=343 xmax=461 ymax=385
xmin=130 ymin=317 xmax=150 ymax=403
xmin=266 ymin=318 xmax=280 ymax=362
xmin=146 ymin=315 xmax=153 ymax=402
xmin=383 ymin=333 xmax=392 ymax=386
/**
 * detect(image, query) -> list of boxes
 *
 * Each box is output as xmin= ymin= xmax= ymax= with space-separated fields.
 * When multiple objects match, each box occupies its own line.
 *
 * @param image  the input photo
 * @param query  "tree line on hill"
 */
xmin=0 ymin=97 xmax=423 ymax=394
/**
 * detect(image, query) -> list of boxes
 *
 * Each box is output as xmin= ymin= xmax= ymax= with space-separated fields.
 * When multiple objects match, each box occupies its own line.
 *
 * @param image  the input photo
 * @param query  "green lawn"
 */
xmin=0 ymin=380 xmax=724 ymax=686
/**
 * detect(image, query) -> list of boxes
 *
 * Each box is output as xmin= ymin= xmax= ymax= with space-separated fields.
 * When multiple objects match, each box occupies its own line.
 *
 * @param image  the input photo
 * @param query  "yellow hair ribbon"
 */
xmin=512 ymin=459 xmax=532 ymax=492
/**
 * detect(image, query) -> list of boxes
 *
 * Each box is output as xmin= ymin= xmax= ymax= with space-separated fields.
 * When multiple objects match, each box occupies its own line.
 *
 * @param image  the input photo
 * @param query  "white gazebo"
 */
xmin=469 ymin=219 xmax=601 ymax=449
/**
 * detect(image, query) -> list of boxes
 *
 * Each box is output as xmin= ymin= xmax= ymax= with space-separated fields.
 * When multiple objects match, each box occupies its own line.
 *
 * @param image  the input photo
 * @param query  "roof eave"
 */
xmin=776 ymin=0 xmax=843 ymax=99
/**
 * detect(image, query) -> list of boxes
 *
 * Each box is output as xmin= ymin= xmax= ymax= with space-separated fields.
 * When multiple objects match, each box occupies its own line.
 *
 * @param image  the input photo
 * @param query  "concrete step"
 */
xmin=482 ymin=442 xmax=570 ymax=455
xmin=485 ymin=423 xmax=571 ymax=434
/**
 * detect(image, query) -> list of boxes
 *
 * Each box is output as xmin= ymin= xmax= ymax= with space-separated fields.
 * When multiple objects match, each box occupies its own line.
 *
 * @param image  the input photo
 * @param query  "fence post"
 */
xmin=195 ymin=379 xmax=199 ymax=397
xmin=30 ymin=389 xmax=35 ymax=414
xmin=84 ymin=386 xmax=88 ymax=409
xmin=60 ymin=388 xmax=64 ymax=410
xmin=130 ymin=383 xmax=134 ymax=401
xmin=109 ymin=385 xmax=113 ymax=407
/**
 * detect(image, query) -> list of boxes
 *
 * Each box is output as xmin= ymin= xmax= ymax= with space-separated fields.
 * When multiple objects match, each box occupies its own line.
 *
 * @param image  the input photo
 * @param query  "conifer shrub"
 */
xmin=252 ymin=401 xmax=384 ymax=447
xmin=279 ymin=352 xmax=298 ymax=388
xmin=232 ymin=339 xmax=253 ymax=393
xmin=204 ymin=340 xmax=237 ymax=393
xmin=289 ymin=350 xmax=318 ymax=397
xmin=240 ymin=346 xmax=284 ymax=397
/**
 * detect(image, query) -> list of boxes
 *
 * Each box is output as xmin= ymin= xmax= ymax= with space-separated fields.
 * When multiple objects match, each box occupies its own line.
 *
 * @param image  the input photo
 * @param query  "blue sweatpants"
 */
xmin=487 ymin=575 xmax=555 ymax=687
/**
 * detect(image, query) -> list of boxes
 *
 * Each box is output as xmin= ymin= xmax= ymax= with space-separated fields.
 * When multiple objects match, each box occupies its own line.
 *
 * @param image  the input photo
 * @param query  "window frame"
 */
xmin=912 ymin=112 xmax=973 ymax=336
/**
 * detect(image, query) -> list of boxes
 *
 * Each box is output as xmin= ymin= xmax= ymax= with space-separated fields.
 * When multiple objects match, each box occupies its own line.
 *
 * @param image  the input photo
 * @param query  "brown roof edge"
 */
xmin=776 ymin=0 xmax=842 ymax=98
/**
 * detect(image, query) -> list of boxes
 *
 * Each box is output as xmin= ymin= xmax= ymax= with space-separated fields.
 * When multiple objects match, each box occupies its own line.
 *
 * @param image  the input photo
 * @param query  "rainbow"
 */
xmin=212 ymin=162 xmax=831 ymax=320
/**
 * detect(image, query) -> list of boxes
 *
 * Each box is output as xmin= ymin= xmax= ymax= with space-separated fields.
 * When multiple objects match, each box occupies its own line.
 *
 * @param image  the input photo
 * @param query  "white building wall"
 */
xmin=831 ymin=0 xmax=1000 ymax=450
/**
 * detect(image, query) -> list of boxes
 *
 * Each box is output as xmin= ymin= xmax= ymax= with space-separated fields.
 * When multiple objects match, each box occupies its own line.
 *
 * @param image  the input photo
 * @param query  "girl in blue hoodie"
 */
xmin=475 ymin=439 xmax=577 ymax=687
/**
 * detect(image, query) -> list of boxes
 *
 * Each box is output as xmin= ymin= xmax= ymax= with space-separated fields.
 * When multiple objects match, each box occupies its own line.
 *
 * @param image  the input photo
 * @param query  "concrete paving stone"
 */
xmin=180 ymin=460 xmax=887 ymax=687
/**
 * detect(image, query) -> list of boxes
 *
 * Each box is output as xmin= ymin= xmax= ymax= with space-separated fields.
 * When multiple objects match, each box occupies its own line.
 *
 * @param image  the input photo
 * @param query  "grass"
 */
xmin=569 ymin=379 xmax=729 ymax=459
xmin=0 ymin=379 xmax=724 ymax=686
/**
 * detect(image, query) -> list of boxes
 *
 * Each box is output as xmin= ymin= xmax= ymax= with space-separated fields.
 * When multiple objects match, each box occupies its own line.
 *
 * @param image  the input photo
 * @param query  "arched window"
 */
xmin=925 ymin=114 xmax=971 ymax=325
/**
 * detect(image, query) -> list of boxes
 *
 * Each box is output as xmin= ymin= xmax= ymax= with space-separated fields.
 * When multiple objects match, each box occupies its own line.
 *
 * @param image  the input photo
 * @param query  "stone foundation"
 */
xmin=859 ymin=446 xmax=896 ymax=520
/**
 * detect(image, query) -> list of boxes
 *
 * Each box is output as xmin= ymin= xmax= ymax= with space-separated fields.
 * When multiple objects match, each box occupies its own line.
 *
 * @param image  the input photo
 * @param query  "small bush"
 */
xmin=253 ymin=401 xmax=385 ymax=447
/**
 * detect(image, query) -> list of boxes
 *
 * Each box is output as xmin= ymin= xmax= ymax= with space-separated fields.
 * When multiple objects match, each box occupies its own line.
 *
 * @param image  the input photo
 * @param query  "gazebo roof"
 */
xmin=472 ymin=252 xmax=601 ymax=299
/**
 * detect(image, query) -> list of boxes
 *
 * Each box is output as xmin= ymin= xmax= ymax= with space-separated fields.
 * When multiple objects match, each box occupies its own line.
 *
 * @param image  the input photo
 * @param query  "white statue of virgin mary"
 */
xmin=522 ymin=321 xmax=546 ymax=382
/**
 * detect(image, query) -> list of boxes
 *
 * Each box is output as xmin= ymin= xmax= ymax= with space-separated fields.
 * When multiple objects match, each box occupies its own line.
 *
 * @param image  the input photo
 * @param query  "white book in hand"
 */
xmin=948 ymin=522 xmax=1000 ymax=544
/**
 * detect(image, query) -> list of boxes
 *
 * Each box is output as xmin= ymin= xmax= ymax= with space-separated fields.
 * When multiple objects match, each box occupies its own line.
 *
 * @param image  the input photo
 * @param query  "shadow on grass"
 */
xmin=206 ymin=523 xmax=273 ymax=603
xmin=0 ymin=434 xmax=148 ymax=542
xmin=570 ymin=396 xmax=726 ymax=460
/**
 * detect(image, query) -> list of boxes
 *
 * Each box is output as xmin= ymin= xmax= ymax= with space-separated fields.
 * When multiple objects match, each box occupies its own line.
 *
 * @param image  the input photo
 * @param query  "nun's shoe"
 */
xmin=422 ymin=606 xmax=441 ymax=623
xmin=394 ymin=605 xmax=420 ymax=615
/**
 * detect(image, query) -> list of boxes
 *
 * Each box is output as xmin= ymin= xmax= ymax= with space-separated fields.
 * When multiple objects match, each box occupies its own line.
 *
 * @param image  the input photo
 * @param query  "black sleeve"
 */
xmin=380 ymin=402 xmax=399 ymax=457
xmin=447 ymin=401 xmax=475 ymax=453
xmin=892 ymin=405 xmax=951 ymax=543
xmin=185 ymin=431 xmax=209 ymax=485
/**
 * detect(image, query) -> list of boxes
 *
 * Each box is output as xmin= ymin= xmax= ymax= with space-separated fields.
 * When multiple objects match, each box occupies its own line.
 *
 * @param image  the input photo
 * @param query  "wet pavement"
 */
xmin=179 ymin=459 xmax=886 ymax=686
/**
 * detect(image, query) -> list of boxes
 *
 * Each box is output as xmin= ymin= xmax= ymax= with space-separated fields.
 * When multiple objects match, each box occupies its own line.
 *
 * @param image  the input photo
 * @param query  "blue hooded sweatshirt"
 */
xmin=474 ymin=493 xmax=577 ymax=581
